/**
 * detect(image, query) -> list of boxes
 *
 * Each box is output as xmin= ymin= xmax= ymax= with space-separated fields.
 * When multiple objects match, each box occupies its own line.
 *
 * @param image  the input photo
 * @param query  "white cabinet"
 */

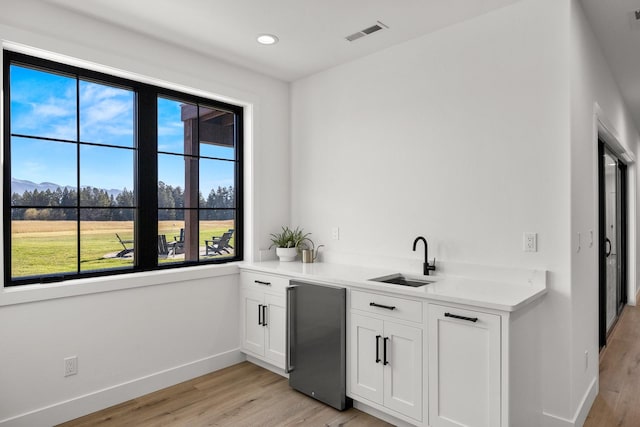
xmin=349 ymin=291 xmax=423 ymax=423
xmin=427 ymin=303 xmax=501 ymax=427
xmin=240 ymin=271 xmax=287 ymax=369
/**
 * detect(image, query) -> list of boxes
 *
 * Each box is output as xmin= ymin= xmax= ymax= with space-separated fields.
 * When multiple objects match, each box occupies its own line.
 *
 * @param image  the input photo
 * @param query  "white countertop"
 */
xmin=240 ymin=261 xmax=546 ymax=312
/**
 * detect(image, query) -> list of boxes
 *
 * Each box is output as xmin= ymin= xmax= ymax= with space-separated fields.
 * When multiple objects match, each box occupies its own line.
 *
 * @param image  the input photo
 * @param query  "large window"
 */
xmin=3 ymin=51 xmax=243 ymax=286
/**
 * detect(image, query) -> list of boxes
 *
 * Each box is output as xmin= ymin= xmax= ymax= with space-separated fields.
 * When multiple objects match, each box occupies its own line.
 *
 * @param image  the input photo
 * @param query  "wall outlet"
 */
xmin=64 ymin=356 xmax=78 ymax=377
xmin=332 ymin=227 xmax=340 ymax=240
xmin=585 ymin=350 xmax=589 ymax=370
xmin=523 ymin=232 xmax=537 ymax=252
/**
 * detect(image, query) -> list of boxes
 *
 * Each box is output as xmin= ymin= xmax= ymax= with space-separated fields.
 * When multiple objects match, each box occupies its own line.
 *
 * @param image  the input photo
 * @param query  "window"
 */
xmin=3 ymin=51 xmax=243 ymax=286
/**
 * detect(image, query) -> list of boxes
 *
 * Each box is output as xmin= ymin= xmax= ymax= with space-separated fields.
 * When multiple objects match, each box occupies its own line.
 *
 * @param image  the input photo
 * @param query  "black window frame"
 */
xmin=3 ymin=50 xmax=243 ymax=286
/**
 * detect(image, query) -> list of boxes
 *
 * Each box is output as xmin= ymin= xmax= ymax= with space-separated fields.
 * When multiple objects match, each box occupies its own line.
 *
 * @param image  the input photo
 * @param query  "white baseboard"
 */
xmin=244 ymin=354 xmax=288 ymax=378
xmin=542 ymin=377 xmax=598 ymax=427
xmin=0 ymin=349 xmax=245 ymax=427
xmin=352 ymin=401 xmax=416 ymax=427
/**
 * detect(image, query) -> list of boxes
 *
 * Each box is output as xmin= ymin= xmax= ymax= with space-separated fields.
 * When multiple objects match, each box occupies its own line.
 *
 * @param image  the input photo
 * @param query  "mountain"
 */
xmin=11 ymin=178 xmax=122 ymax=197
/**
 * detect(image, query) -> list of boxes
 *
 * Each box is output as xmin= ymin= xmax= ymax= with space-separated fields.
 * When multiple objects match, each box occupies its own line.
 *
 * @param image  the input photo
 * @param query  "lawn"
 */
xmin=11 ymin=220 xmax=235 ymax=279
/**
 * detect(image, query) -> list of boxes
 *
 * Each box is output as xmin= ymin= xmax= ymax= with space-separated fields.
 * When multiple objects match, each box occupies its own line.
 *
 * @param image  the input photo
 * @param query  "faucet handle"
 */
xmin=427 ymin=258 xmax=436 ymax=270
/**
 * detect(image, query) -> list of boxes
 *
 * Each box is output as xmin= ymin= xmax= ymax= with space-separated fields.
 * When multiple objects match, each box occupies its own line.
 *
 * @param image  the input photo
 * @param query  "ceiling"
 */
xmin=43 ymin=0 xmax=520 ymax=82
xmin=581 ymin=0 xmax=640 ymax=135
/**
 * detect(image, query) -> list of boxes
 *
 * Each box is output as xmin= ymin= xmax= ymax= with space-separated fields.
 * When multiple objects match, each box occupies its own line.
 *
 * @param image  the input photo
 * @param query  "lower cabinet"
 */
xmin=349 ymin=308 xmax=423 ymax=422
xmin=427 ymin=303 xmax=501 ymax=427
xmin=240 ymin=272 xmax=287 ymax=369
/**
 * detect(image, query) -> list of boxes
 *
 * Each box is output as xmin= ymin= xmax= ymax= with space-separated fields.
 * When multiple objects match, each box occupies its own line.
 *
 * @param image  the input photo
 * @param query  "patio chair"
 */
xmin=205 ymin=231 xmax=233 ymax=256
xmin=170 ymin=228 xmax=184 ymax=255
xmin=115 ymin=233 xmax=134 ymax=257
xmin=158 ymin=234 xmax=172 ymax=257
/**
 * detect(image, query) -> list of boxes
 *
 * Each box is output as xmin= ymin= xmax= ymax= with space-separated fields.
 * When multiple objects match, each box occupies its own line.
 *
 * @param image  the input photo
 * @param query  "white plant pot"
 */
xmin=276 ymin=247 xmax=298 ymax=262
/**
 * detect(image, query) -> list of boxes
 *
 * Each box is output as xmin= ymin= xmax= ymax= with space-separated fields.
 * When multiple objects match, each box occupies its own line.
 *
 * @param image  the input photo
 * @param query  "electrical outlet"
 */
xmin=64 ymin=356 xmax=78 ymax=377
xmin=332 ymin=227 xmax=340 ymax=240
xmin=523 ymin=232 xmax=537 ymax=252
xmin=585 ymin=350 xmax=589 ymax=370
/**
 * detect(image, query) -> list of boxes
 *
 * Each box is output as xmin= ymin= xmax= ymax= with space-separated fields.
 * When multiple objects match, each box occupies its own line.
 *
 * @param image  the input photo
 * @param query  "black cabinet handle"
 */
xmin=262 ymin=305 xmax=268 ymax=326
xmin=375 ymin=335 xmax=381 ymax=363
xmin=254 ymin=280 xmax=271 ymax=286
xmin=370 ymin=302 xmax=396 ymax=311
xmin=445 ymin=312 xmax=478 ymax=323
xmin=258 ymin=304 xmax=263 ymax=325
xmin=383 ymin=337 xmax=389 ymax=365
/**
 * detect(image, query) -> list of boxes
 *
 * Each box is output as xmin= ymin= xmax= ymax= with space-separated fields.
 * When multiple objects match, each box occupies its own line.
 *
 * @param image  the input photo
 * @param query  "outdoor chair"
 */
xmin=205 ymin=231 xmax=233 ymax=256
xmin=158 ymin=234 xmax=173 ymax=257
xmin=171 ymin=228 xmax=185 ymax=255
xmin=115 ymin=233 xmax=134 ymax=257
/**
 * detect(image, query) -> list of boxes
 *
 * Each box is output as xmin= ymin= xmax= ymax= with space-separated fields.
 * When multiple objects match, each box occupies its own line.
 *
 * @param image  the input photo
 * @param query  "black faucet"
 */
xmin=413 ymin=236 xmax=436 ymax=276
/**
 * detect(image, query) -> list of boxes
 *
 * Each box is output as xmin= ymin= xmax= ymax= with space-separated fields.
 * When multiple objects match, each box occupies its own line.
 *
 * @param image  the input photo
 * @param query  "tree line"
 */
xmin=11 ymin=182 xmax=235 ymax=221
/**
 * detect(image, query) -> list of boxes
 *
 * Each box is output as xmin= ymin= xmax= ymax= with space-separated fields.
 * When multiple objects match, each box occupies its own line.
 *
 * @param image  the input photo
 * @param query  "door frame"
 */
xmin=598 ymin=140 xmax=628 ymax=348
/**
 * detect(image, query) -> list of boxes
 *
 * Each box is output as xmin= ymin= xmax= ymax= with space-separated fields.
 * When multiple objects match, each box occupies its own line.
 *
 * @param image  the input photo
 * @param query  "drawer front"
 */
xmin=351 ymin=290 xmax=422 ymax=323
xmin=241 ymin=270 xmax=289 ymax=294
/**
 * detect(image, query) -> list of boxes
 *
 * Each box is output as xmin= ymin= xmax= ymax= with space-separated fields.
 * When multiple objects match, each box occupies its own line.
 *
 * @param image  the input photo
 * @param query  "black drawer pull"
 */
xmin=370 ymin=302 xmax=396 ymax=311
xmin=254 ymin=280 xmax=271 ymax=286
xmin=445 ymin=312 xmax=478 ymax=323
xmin=375 ymin=335 xmax=381 ymax=363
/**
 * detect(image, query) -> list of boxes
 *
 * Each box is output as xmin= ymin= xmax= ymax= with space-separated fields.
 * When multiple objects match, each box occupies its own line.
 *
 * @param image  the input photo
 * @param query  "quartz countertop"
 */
xmin=240 ymin=260 xmax=546 ymax=312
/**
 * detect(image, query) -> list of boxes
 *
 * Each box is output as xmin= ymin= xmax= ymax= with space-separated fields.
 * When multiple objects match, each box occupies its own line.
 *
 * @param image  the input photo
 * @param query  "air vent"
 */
xmin=345 ymin=21 xmax=388 ymax=42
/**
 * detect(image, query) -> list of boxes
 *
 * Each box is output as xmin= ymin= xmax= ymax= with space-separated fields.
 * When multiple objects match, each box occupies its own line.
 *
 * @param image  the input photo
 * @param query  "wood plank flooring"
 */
xmin=57 ymin=362 xmax=391 ymax=427
xmin=585 ymin=305 xmax=640 ymax=427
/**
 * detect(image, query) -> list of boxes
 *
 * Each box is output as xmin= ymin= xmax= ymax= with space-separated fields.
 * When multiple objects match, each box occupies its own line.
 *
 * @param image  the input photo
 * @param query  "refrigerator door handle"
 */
xmin=286 ymin=285 xmax=297 ymax=373
xmin=375 ymin=335 xmax=381 ymax=363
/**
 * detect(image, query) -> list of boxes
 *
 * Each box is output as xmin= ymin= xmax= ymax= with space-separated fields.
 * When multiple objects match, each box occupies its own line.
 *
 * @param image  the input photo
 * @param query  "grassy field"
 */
xmin=11 ymin=220 xmax=235 ymax=278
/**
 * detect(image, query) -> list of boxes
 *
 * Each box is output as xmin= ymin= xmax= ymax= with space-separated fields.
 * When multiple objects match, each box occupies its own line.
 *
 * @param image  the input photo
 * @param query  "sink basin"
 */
xmin=369 ymin=273 xmax=434 ymax=288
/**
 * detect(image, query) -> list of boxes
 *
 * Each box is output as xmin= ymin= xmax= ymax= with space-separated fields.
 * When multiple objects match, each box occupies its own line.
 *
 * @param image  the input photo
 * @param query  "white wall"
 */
xmin=291 ymin=0 xmax=575 ymax=421
xmin=570 ymin=0 xmax=640 ymax=422
xmin=0 ymin=0 xmax=290 ymax=424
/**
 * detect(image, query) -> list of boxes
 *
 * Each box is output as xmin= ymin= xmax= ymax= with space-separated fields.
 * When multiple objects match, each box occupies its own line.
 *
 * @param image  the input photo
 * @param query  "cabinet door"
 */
xmin=428 ymin=304 xmax=501 ymax=427
xmin=264 ymin=293 xmax=286 ymax=368
xmin=383 ymin=321 xmax=423 ymax=422
xmin=349 ymin=313 xmax=384 ymax=404
xmin=241 ymin=289 xmax=265 ymax=357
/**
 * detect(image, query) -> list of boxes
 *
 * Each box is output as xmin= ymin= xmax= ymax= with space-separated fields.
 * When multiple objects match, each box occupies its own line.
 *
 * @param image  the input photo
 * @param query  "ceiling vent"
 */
xmin=345 ymin=21 xmax=388 ymax=42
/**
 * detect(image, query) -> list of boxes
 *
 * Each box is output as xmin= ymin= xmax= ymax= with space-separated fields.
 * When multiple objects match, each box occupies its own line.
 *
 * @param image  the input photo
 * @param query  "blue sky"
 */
xmin=10 ymin=65 xmax=234 ymax=195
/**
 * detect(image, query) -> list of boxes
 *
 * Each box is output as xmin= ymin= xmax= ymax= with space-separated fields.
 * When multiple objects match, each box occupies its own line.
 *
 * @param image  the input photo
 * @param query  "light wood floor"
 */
xmin=584 ymin=305 xmax=640 ymax=427
xmin=57 ymin=361 xmax=391 ymax=427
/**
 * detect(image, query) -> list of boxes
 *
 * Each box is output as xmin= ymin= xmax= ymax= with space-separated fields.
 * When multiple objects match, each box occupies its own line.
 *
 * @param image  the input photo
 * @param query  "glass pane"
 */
xmin=158 ymin=153 xmax=198 ymax=208
xmin=79 ymin=80 xmax=134 ymax=147
xmin=80 ymin=145 xmax=134 ymax=206
xmin=11 ymin=137 xmax=77 ymax=206
xmin=158 ymin=97 xmax=195 ymax=155
xmin=11 ymin=208 xmax=77 ymax=279
xmin=200 ymin=159 xmax=235 ymax=209
xmin=199 ymin=106 xmax=235 ymax=160
xmin=200 ymin=211 xmax=235 ymax=260
xmin=10 ymin=64 xmax=77 ymax=141
xmin=158 ymin=212 xmax=186 ymax=264
xmin=80 ymin=208 xmax=135 ymax=272
xmin=604 ymin=152 xmax=618 ymax=333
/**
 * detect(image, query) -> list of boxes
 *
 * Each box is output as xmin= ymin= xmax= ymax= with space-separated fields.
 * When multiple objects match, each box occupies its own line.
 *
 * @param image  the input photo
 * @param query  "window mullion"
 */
xmin=137 ymin=87 xmax=159 ymax=269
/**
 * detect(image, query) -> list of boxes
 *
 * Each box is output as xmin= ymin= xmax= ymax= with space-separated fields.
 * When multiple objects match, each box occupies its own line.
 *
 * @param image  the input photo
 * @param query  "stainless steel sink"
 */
xmin=369 ymin=273 xmax=434 ymax=288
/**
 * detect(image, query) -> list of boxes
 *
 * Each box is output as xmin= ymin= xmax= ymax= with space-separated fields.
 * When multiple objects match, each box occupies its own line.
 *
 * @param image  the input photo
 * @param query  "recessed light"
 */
xmin=257 ymin=34 xmax=279 ymax=45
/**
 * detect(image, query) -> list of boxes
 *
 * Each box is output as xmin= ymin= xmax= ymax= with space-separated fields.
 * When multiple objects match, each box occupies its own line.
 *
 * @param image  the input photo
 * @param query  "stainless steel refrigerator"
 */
xmin=286 ymin=280 xmax=351 ymax=410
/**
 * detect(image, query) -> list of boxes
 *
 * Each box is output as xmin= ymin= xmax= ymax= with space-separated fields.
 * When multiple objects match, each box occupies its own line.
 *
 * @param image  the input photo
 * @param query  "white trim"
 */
xmin=0 ymin=263 xmax=239 ymax=306
xmin=541 ymin=377 xmax=597 ymax=427
xmin=0 ymin=349 xmax=245 ymax=427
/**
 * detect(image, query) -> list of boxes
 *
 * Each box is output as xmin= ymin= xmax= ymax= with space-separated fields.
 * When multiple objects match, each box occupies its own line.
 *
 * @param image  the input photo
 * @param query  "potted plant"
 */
xmin=269 ymin=226 xmax=310 ymax=261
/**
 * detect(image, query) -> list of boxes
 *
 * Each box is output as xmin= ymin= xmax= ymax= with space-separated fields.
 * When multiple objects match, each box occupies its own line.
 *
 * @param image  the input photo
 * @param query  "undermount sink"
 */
xmin=369 ymin=273 xmax=434 ymax=288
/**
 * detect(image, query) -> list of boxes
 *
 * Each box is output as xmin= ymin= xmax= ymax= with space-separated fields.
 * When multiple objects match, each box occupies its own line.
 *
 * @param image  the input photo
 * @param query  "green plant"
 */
xmin=269 ymin=226 xmax=310 ymax=249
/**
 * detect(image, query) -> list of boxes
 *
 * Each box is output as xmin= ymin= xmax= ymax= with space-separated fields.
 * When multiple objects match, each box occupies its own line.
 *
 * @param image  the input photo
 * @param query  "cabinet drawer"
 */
xmin=351 ymin=290 xmax=422 ymax=323
xmin=241 ymin=271 xmax=289 ymax=293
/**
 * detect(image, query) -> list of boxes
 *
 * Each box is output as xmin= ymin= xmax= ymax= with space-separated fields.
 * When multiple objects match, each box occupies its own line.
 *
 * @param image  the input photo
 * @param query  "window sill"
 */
xmin=0 ymin=263 xmax=241 ymax=307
